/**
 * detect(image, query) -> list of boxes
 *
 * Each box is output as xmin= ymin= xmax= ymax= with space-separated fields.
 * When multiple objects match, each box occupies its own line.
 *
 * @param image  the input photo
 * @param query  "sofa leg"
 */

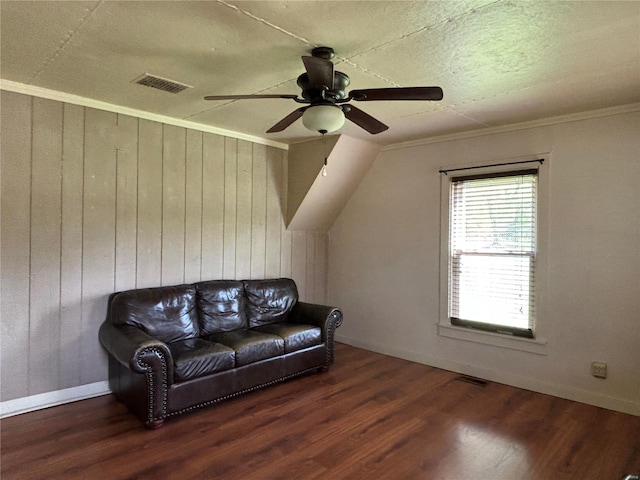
xmin=318 ymin=365 xmax=330 ymax=373
xmin=145 ymin=419 xmax=164 ymax=430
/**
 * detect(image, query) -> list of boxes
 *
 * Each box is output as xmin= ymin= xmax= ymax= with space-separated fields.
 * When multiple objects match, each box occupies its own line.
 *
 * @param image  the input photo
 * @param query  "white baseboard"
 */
xmin=336 ymin=335 xmax=640 ymax=417
xmin=0 ymin=381 xmax=111 ymax=418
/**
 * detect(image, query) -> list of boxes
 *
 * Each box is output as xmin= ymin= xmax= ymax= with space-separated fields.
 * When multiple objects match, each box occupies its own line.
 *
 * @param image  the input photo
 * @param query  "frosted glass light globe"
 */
xmin=302 ymin=105 xmax=345 ymax=134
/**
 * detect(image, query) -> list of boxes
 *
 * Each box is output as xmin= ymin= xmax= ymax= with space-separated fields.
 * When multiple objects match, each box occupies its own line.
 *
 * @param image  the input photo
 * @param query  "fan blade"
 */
xmin=266 ymin=107 xmax=307 ymax=133
xmin=204 ymin=94 xmax=300 ymax=100
xmin=349 ymin=86 xmax=443 ymax=101
xmin=302 ymin=56 xmax=334 ymax=89
xmin=343 ymin=105 xmax=388 ymax=134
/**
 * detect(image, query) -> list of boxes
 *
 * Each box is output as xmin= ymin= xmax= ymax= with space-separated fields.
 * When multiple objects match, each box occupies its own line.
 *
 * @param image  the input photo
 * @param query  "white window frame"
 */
xmin=438 ymin=156 xmax=549 ymax=355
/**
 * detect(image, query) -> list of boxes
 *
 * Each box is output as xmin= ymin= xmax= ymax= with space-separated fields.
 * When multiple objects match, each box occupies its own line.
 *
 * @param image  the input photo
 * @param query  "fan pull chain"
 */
xmin=322 ymin=134 xmax=328 ymax=177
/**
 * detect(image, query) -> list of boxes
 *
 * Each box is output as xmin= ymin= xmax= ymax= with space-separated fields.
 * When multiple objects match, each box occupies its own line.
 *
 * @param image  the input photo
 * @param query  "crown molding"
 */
xmin=4 ymin=79 xmax=637 ymax=154
xmin=0 ymin=79 xmax=289 ymax=151
xmin=382 ymin=103 xmax=640 ymax=152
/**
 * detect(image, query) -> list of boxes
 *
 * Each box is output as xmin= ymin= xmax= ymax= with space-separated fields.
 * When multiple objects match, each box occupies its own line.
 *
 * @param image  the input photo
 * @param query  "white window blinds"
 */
xmin=449 ymin=169 xmax=537 ymax=337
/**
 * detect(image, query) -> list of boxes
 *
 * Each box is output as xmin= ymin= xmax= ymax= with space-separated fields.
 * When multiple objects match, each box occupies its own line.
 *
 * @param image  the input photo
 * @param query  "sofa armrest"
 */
xmin=289 ymin=302 xmax=342 ymax=365
xmin=289 ymin=302 xmax=342 ymax=330
xmin=99 ymin=322 xmax=174 ymax=385
xmin=99 ymin=322 xmax=173 ymax=427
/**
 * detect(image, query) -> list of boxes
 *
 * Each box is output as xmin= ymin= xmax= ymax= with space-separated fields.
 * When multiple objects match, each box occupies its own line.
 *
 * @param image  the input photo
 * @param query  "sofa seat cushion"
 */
xmin=252 ymin=323 xmax=321 ymax=354
xmin=207 ymin=330 xmax=284 ymax=367
xmin=167 ymin=338 xmax=235 ymax=382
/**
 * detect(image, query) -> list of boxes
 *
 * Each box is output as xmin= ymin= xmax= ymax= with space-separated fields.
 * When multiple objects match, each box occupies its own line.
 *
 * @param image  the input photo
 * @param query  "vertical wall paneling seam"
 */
xmin=323 ymin=232 xmax=328 ymax=303
xmin=58 ymin=103 xmax=64 ymax=381
xmin=277 ymin=152 xmax=281 ymax=277
xmin=304 ymin=234 xmax=312 ymax=303
xmin=304 ymin=233 xmax=309 ymax=301
xmin=234 ymin=140 xmax=239 ymax=278
xmin=27 ymin=96 xmax=34 ymax=390
xmin=134 ymin=118 xmax=140 ymax=290
xmin=115 ymin=113 xmax=120 ymax=292
xmin=313 ymin=233 xmax=318 ymax=303
xmin=133 ymin=117 xmax=139 ymax=289
xmin=312 ymin=233 xmax=317 ymax=302
xmin=181 ymin=128 xmax=186 ymax=284
xmin=276 ymin=149 xmax=282 ymax=277
xmin=248 ymin=144 xmax=252 ymax=278
xmin=259 ymin=144 xmax=265 ymax=279
xmin=26 ymin=96 xmax=34 ymax=391
xmin=282 ymin=148 xmax=286 ymax=278
xmin=288 ymin=152 xmax=292 ymax=280
xmin=280 ymin=149 xmax=287 ymax=278
xmin=265 ymin=148 xmax=269 ymax=279
xmin=321 ymin=232 xmax=326 ymax=303
xmin=134 ymin=118 xmax=140 ymax=288
xmin=249 ymin=144 xmax=254 ymax=278
xmin=221 ymin=137 xmax=226 ymax=278
xmin=79 ymin=106 xmax=86 ymax=387
xmin=288 ymin=154 xmax=293 ymax=281
xmin=199 ymin=133 xmax=204 ymax=282
xmin=183 ymin=131 xmax=188 ymax=283
xmin=114 ymin=145 xmax=119 ymax=292
xmin=237 ymin=139 xmax=241 ymax=279
xmin=114 ymin=114 xmax=118 ymax=292
xmin=58 ymin=104 xmax=66 ymax=389
xmin=261 ymin=146 xmax=267 ymax=279
xmin=233 ymin=141 xmax=238 ymax=280
xmin=263 ymin=155 xmax=267 ymax=280
xmin=112 ymin=113 xmax=137 ymax=292
xmin=321 ymin=232 xmax=324 ymax=302
xmin=160 ymin=124 xmax=164 ymax=285
xmin=134 ymin=119 xmax=140 ymax=289
xmin=232 ymin=141 xmax=238 ymax=279
xmin=312 ymin=232 xmax=317 ymax=303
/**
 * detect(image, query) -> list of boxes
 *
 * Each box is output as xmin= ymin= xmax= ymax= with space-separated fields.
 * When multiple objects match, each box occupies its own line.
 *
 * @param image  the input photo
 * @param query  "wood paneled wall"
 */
xmin=0 ymin=91 xmax=328 ymax=402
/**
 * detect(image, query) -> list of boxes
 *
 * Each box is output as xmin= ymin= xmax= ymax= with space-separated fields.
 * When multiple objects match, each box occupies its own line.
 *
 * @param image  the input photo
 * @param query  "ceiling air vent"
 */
xmin=133 ymin=73 xmax=192 ymax=94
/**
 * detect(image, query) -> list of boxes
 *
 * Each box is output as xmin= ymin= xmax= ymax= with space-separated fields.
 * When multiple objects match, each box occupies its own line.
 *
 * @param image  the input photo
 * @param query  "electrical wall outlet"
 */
xmin=591 ymin=361 xmax=607 ymax=379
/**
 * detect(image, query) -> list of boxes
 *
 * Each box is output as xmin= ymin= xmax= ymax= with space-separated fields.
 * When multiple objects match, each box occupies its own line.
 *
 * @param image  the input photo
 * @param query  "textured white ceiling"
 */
xmin=1 ymin=0 xmax=639 ymax=146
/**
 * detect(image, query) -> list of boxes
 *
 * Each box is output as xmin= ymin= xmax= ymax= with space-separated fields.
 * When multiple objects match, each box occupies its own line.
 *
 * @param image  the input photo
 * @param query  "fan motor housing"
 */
xmin=297 ymin=71 xmax=350 ymax=102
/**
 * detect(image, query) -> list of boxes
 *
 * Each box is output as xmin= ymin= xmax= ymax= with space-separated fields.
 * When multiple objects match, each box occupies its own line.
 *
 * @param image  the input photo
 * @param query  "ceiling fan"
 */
xmin=204 ymin=47 xmax=443 ymax=135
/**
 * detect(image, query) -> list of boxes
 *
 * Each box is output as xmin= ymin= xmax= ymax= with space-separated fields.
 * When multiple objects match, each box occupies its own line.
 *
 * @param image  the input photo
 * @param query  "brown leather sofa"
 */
xmin=99 ymin=278 xmax=342 ymax=428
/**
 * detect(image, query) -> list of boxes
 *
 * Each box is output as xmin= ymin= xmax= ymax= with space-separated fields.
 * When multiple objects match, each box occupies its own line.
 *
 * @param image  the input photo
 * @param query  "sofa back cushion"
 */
xmin=243 ymin=278 xmax=298 ymax=328
xmin=110 ymin=284 xmax=199 ymax=343
xmin=195 ymin=280 xmax=247 ymax=335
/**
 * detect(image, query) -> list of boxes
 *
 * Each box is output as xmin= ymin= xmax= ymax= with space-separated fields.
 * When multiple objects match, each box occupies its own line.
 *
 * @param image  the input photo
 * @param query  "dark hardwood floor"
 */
xmin=2 ymin=343 xmax=639 ymax=479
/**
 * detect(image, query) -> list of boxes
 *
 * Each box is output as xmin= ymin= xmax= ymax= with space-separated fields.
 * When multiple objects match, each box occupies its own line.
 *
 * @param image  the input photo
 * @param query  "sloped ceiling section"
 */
xmin=287 ymin=135 xmax=381 ymax=231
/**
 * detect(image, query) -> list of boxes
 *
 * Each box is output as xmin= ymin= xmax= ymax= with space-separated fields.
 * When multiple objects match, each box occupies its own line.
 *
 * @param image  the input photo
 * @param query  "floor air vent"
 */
xmin=455 ymin=375 xmax=489 ymax=387
xmin=133 ymin=74 xmax=192 ymax=94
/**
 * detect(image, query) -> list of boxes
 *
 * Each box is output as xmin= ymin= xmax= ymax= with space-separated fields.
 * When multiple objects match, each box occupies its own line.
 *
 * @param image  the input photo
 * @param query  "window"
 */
xmin=448 ymin=169 xmax=538 ymax=338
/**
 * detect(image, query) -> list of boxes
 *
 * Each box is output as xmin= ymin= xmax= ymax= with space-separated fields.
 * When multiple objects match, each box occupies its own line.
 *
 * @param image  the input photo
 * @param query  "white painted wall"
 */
xmin=328 ymin=110 xmax=640 ymax=415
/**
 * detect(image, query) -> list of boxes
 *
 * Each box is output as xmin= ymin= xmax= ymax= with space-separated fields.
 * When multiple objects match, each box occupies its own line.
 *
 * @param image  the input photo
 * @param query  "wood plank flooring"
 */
xmin=2 ymin=344 xmax=639 ymax=479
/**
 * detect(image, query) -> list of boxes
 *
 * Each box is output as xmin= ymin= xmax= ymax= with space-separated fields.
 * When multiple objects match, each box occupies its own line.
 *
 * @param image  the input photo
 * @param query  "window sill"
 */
xmin=437 ymin=322 xmax=548 ymax=355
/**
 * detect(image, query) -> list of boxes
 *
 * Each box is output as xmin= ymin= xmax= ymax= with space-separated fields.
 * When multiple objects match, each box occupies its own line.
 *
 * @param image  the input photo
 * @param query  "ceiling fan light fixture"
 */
xmin=204 ymin=47 xmax=443 ymax=135
xmin=302 ymin=105 xmax=345 ymax=134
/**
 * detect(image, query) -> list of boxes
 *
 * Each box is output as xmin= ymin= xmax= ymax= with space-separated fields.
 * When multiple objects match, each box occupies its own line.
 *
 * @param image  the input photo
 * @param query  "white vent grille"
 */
xmin=133 ymin=74 xmax=192 ymax=94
